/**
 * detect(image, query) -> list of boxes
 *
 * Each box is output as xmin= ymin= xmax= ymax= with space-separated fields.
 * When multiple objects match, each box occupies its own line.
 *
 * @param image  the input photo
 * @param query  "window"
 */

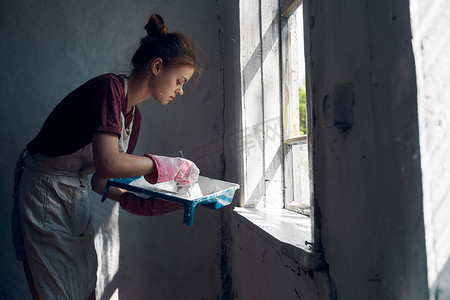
xmin=234 ymin=0 xmax=323 ymax=266
xmin=237 ymin=0 xmax=311 ymax=213
xmin=281 ymin=2 xmax=311 ymax=216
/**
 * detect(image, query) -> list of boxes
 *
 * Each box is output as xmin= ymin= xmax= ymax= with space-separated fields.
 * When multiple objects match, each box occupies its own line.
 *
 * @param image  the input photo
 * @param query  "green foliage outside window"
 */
xmin=299 ymin=86 xmax=307 ymax=135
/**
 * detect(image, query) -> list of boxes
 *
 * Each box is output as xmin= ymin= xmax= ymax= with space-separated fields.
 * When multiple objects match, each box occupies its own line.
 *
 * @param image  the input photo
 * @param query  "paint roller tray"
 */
xmin=101 ymin=176 xmax=240 ymax=226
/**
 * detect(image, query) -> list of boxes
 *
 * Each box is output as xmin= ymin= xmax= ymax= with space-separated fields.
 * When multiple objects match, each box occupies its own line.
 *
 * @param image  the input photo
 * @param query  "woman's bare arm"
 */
xmin=91 ymin=173 xmax=126 ymax=202
xmin=91 ymin=132 xmax=156 ymax=179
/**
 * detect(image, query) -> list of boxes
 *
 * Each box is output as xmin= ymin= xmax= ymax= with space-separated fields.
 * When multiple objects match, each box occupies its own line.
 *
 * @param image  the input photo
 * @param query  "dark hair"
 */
xmin=131 ymin=14 xmax=198 ymax=73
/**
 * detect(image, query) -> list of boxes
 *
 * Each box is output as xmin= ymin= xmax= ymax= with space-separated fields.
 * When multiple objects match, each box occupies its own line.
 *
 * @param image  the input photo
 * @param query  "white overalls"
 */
xmin=12 ymin=77 xmax=133 ymax=299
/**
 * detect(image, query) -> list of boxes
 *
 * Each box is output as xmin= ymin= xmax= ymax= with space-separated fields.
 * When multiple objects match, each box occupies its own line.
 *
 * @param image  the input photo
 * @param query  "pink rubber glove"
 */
xmin=120 ymin=192 xmax=183 ymax=216
xmin=144 ymin=154 xmax=200 ymax=188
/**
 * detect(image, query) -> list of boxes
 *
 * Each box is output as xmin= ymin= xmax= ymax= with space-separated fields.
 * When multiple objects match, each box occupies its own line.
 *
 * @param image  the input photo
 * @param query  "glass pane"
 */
xmin=284 ymin=4 xmax=311 ymax=214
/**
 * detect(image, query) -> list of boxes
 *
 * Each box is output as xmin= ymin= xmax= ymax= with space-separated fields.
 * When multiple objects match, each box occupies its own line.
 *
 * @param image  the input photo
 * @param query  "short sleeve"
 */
xmin=87 ymin=75 xmax=127 ymax=137
xmin=27 ymin=74 xmax=128 ymax=156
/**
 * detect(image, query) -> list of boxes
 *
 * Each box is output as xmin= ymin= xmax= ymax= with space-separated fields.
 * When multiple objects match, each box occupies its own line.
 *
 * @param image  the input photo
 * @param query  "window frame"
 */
xmin=234 ymin=0 xmax=323 ymax=260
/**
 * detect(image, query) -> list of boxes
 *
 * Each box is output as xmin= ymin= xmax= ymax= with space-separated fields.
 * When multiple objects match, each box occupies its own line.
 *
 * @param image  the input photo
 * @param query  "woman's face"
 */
xmin=151 ymin=64 xmax=195 ymax=105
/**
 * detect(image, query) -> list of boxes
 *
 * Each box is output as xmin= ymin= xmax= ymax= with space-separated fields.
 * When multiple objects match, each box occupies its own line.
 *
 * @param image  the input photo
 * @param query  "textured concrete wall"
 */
xmin=0 ymin=1 xmax=226 ymax=299
xmin=305 ymin=0 xmax=429 ymax=298
xmin=411 ymin=0 xmax=450 ymax=298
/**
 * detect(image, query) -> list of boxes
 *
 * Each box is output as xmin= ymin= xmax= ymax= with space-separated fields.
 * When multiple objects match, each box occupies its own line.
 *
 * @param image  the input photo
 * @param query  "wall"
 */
xmin=0 ymin=1 xmax=227 ymax=299
xmin=410 ymin=0 xmax=450 ymax=298
xmin=304 ymin=0 xmax=429 ymax=298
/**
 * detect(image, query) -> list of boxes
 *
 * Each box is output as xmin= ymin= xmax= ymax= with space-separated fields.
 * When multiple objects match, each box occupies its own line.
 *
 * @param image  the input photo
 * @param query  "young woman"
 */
xmin=11 ymin=13 xmax=200 ymax=300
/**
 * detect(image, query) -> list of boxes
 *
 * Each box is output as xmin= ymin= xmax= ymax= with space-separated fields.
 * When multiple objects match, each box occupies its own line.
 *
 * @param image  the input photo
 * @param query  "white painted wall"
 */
xmin=301 ymin=0 xmax=429 ymax=298
xmin=411 ymin=0 xmax=450 ymax=298
xmin=0 ymin=1 xmax=227 ymax=299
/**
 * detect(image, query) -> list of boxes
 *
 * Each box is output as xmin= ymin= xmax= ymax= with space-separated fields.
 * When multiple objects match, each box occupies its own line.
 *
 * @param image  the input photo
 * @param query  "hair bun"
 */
xmin=131 ymin=12 xmax=197 ymax=74
xmin=144 ymin=14 xmax=168 ymax=38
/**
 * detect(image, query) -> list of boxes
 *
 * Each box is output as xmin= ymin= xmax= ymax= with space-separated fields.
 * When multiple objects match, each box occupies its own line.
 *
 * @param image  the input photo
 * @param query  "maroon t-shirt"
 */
xmin=27 ymin=73 xmax=141 ymax=156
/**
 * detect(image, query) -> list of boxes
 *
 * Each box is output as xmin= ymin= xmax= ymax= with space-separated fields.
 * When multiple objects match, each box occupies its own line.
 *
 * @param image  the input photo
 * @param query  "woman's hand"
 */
xmin=143 ymin=154 xmax=200 ymax=188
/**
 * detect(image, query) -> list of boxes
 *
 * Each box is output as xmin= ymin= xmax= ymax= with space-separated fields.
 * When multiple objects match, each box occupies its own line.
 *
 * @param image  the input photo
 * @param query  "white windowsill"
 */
xmin=233 ymin=207 xmax=327 ymax=271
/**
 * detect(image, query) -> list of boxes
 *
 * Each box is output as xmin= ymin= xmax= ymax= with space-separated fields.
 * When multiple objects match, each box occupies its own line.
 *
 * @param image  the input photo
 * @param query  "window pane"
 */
xmin=283 ymin=4 xmax=311 ymax=212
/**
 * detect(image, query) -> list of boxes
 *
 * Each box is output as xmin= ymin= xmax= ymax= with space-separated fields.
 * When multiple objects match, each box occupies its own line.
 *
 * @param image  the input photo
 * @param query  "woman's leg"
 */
xmin=23 ymin=259 xmax=96 ymax=300
xmin=22 ymin=260 xmax=39 ymax=300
